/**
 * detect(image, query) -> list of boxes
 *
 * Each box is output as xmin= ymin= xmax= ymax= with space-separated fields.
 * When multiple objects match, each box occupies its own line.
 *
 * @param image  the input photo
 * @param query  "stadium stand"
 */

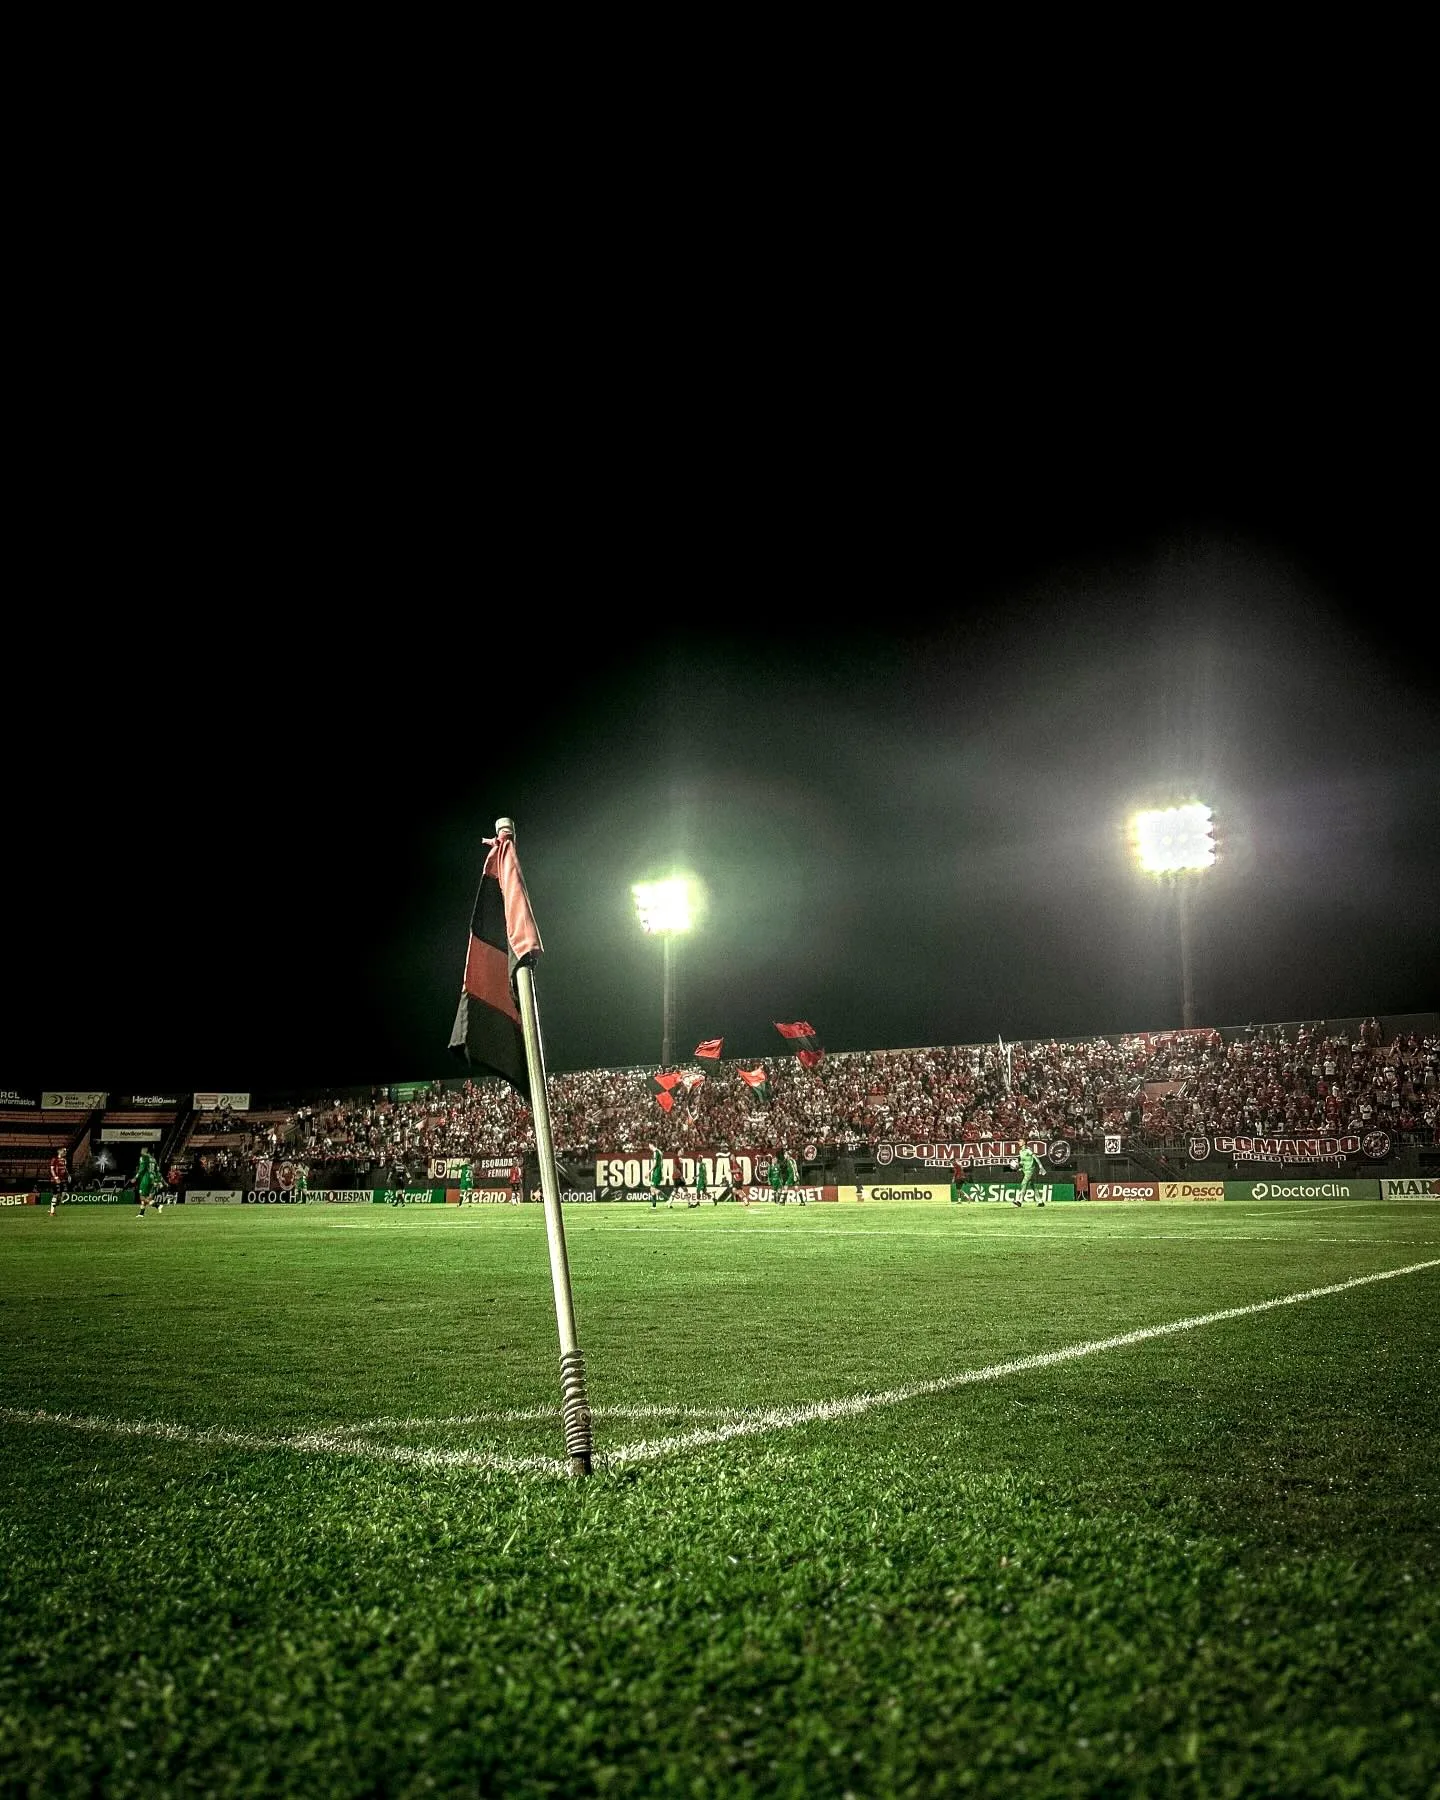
xmin=3 ymin=1015 xmax=1436 ymax=1195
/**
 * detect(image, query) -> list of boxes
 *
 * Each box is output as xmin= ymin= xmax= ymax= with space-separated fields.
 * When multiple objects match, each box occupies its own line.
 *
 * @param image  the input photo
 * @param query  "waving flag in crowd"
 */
xmin=738 ymin=1066 xmax=771 ymax=1105
xmin=652 ymin=1071 xmax=683 ymax=1113
xmin=448 ymin=829 xmax=544 ymax=1101
xmin=678 ymin=1070 xmax=706 ymax=1124
xmin=694 ymin=1037 xmax=724 ymax=1060
xmin=775 ymin=1020 xmax=824 ymax=1069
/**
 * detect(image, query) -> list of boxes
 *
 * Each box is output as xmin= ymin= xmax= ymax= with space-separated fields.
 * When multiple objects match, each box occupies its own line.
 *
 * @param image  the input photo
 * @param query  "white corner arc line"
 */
xmin=2 ymin=1261 xmax=1435 ymax=1477
xmin=598 ymin=1257 xmax=1440 ymax=1467
xmin=0 ymin=1409 xmax=568 ymax=1477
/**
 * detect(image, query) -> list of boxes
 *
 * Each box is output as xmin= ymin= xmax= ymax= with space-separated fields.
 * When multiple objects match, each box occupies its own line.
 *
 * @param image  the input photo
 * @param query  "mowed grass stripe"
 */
xmin=5 ymin=1258 xmax=1433 ymax=1476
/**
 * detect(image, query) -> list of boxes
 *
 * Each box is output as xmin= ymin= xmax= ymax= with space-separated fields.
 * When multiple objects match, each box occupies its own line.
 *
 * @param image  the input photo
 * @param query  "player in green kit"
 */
xmin=135 ymin=1147 xmax=162 ymax=1218
xmin=1014 ymin=1142 xmax=1047 ymax=1206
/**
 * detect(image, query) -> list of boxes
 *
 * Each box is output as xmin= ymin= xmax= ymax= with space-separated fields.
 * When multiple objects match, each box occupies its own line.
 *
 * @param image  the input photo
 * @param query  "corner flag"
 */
xmin=448 ymin=819 xmax=592 ymax=1475
xmin=448 ymin=830 xmax=543 ymax=1100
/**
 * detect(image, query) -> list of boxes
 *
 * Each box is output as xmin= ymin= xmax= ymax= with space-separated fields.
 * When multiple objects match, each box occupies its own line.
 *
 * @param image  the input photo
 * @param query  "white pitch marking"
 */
xmin=3 ymin=1260 xmax=1435 ymax=1476
xmin=597 ymin=1257 xmax=1440 ymax=1467
xmin=0 ymin=1407 xmax=567 ymax=1476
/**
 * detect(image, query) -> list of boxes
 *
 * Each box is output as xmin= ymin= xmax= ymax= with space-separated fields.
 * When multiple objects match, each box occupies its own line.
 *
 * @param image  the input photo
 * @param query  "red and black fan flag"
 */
xmin=775 ymin=1020 xmax=824 ymax=1069
xmin=652 ymin=1071 xmax=683 ymax=1113
xmin=678 ymin=1070 xmax=706 ymax=1126
xmin=448 ymin=831 xmax=543 ymax=1101
xmin=738 ymin=1066 xmax=771 ymax=1104
xmin=694 ymin=1037 xmax=724 ymax=1060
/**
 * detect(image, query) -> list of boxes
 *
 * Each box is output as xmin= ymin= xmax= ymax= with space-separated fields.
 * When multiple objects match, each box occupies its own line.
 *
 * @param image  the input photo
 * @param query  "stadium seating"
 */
xmin=4 ymin=1015 xmax=1436 ymax=1193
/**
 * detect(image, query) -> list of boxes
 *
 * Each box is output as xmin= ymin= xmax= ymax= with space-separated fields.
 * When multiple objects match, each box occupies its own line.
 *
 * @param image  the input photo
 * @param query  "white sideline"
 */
xmin=3 ymin=1259 xmax=1436 ymax=1477
xmin=601 ymin=1258 xmax=1440 ymax=1467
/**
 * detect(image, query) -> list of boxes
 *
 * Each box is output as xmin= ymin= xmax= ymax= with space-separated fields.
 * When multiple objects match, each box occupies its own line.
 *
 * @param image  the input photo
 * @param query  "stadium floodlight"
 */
xmin=1131 ymin=803 xmax=1216 ymax=875
xmin=1129 ymin=803 xmax=1216 ymax=1028
xmin=633 ymin=877 xmax=696 ymax=1067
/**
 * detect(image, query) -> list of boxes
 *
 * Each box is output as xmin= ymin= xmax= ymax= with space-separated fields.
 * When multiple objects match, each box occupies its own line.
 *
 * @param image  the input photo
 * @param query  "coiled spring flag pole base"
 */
xmin=560 ymin=1348 xmax=594 ymax=1474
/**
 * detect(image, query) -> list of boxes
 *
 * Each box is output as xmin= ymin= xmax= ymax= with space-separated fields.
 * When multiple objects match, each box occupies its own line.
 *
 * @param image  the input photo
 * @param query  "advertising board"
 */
xmin=1091 ymin=1180 xmax=1159 ymax=1202
xmin=1227 ymin=1178 xmax=1382 ymax=1200
xmin=856 ymin=1182 xmax=956 ymax=1203
xmin=954 ymin=1183 xmax=1078 ymax=1203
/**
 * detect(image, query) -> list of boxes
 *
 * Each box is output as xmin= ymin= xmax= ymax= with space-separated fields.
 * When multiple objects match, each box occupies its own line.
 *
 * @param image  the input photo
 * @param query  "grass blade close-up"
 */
xmin=2 ymin=1201 xmax=1437 ymax=1797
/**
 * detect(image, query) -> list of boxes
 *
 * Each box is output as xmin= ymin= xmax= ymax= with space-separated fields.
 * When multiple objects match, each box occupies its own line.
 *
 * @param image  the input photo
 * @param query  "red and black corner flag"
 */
xmin=694 ymin=1037 xmax=724 ymax=1060
xmin=652 ymin=1072 xmax=683 ymax=1112
xmin=448 ymin=830 xmax=543 ymax=1101
xmin=775 ymin=1020 xmax=824 ymax=1070
xmin=738 ymin=1066 xmax=771 ymax=1104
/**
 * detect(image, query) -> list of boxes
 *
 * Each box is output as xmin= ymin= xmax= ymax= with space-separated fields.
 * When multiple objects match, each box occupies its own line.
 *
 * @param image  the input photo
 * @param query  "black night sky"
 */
xmin=7 ymin=347 xmax=1435 ymax=1099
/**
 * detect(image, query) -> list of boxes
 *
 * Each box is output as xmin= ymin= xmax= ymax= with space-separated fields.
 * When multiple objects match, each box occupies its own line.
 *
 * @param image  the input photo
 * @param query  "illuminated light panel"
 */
xmin=632 ymin=878 xmax=694 ymax=934
xmin=1132 ymin=804 xmax=1216 ymax=874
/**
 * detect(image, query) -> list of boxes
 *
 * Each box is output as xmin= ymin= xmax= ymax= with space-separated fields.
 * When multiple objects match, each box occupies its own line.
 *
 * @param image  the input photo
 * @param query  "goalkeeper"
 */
xmin=1014 ymin=1141 xmax=1047 ymax=1206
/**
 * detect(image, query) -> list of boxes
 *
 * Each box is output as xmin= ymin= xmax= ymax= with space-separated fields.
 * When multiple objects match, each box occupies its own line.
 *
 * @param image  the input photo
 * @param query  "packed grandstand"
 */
xmin=2 ymin=1013 xmax=1437 ymax=1203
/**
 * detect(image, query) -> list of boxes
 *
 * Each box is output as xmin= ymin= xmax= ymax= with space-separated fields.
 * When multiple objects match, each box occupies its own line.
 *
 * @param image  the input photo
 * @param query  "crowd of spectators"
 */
xmin=179 ymin=1017 xmax=1438 ymax=1185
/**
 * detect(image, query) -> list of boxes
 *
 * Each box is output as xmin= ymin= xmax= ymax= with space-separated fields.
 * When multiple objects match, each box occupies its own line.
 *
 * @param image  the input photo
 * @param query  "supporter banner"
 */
xmin=875 ymin=1139 xmax=1066 ymax=1168
xmin=1091 ymin=1180 xmax=1159 ymax=1202
xmin=1381 ymin=1178 xmax=1440 ymax=1198
xmin=1187 ymin=1131 xmax=1391 ymax=1165
xmin=194 ymin=1092 xmax=250 ymax=1111
xmin=100 ymin=1128 xmax=162 ymax=1142
xmin=59 ymin=1191 xmax=132 ymax=1204
xmin=184 ymin=1190 xmax=244 ymax=1204
xmin=253 ymin=1160 xmax=299 ymax=1190
xmin=43 ymin=1091 xmax=107 ymax=1111
xmin=0 ymin=1089 xmax=40 ymax=1108
xmin=373 ymin=1188 xmax=448 ymax=1205
xmin=0 ymin=1193 xmax=39 ymax=1206
xmin=955 ymin=1183 xmax=1077 ymax=1204
xmin=857 ymin=1181 xmax=954 ymax=1203
xmin=595 ymin=1152 xmax=771 ymax=1190
xmin=430 ymin=1156 xmax=519 ymax=1182
xmin=1228 ymin=1178 xmax=1382 ymax=1201
xmin=1156 ymin=1181 xmax=1225 ymax=1202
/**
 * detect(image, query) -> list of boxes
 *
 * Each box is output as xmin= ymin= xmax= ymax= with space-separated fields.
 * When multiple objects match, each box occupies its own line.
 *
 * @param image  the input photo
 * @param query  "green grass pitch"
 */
xmin=2 ymin=1201 xmax=1437 ymax=1797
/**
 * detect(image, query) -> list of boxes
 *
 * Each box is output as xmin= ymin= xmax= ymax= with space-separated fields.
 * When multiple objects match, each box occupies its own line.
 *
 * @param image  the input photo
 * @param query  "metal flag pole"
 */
xmin=498 ymin=818 xmax=594 ymax=1477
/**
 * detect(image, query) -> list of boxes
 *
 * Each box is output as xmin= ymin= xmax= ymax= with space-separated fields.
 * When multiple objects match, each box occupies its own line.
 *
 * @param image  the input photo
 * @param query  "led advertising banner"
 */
xmin=1226 ymin=1178 xmax=1382 ymax=1200
xmin=1156 ymin=1182 xmax=1225 ymax=1201
xmin=954 ymin=1182 xmax=1078 ymax=1204
xmin=856 ymin=1181 xmax=956 ymax=1203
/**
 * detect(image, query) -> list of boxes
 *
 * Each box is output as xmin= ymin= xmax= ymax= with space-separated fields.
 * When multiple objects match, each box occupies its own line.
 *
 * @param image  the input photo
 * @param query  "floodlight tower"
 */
xmin=632 ymin=877 xmax=695 ymax=1066
xmin=1131 ymin=802 xmax=1216 ymax=1028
